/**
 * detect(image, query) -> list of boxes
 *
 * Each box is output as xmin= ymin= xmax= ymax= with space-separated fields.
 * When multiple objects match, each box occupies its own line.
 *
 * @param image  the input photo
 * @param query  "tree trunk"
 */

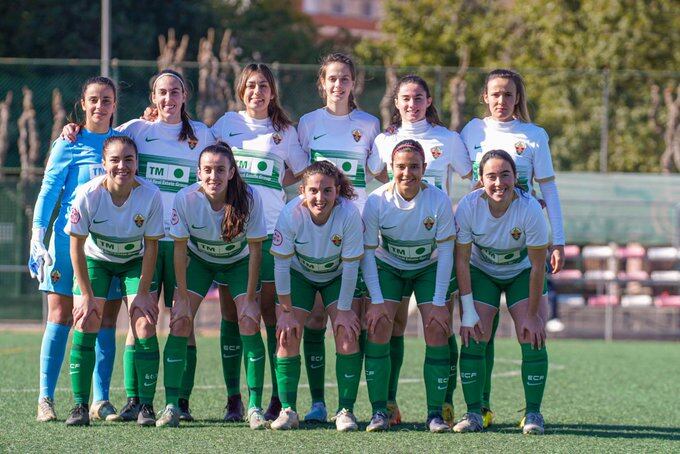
xmin=0 ymin=91 xmax=12 ymax=180
xmin=379 ymin=66 xmax=397 ymax=129
xmin=448 ymin=47 xmax=469 ymax=132
xmin=157 ymin=28 xmax=189 ymax=74
xmin=660 ymin=84 xmax=680 ymax=173
xmin=17 ymin=87 xmax=40 ymax=182
xmin=50 ymin=88 xmax=66 ymax=147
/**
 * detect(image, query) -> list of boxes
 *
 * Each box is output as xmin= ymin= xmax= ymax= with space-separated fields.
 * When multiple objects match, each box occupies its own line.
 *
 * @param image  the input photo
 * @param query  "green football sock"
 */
xmin=179 ymin=345 xmax=197 ymax=400
xmin=123 ymin=344 xmax=138 ymax=398
xmin=69 ymin=331 xmax=97 ymax=405
xmin=483 ymin=313 xmax=500 ymax=408
xmin=303 ymin=327 xmax=326 ymax=403
xmin=359 ymin=329 xmax=367 ymax=354
xmin=521 ymin=343 xmax=548 ymax=414
xmin=459 ymin=340 xmax=487 ymax=414
xmin=163 ymin=334 xmax=188 ymax=407
xmin=265 ymin=325 xmax=278 ymax=398
xmin=424 ymin=344 xmax=450 ymax=415
xmin=445 ymin=334 xmax=458 ymax=405
xmin=242 ymin=333 xmax=266 ymax=410
xmin=275 ymin=355 xmax=301 ymax=411
xmin=135 ymin=336 xmax=160 ymax=405
xmin=220 ymin=320 xmax=242 ymax=397
xmin=336 ymin=352 xmax=362 ymax=412
xmin=364 ymin=341 xmax=390 ymax=414
xmin=387 ymin=335 xmax=404 ymax=402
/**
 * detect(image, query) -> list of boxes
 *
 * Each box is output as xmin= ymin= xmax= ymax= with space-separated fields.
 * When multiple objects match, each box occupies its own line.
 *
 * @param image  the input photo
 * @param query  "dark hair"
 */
xmin=317 ymin=53 xmax=358 ymax=112
xmin=199 ymin=142 xmax=253 ymax=242
xmin=236 ymin=63 xmax=293 ymax=132
xmin=391 ymin=139 xmax=426 ymax=165
xmin=390 ymin=75 xmax=444 ymax=128
xmin=477 ymin=149 xmax=527 ymax=196
xmin=300 ymin=160 xmax=356 ymax=200
xmin=102 ymin=135 xmax=137 ymax=158
xmin=72 ymin=76 xmax=117 ymax=129
xmin=150 ymin=69 xmax=198 ymax=145
xmin=483 ymin=69 xmax=531 ymax=123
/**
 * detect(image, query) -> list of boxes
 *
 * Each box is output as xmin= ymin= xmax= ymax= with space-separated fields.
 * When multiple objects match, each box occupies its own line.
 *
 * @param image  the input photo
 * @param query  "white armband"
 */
xmin=433 ymin=240 xmax=454 ymax=306
xmin=460 ymin=293 xmax=480 ymax=327
xmin=273 ymin=256 xmax=292 ymax=295
xmin=538 ymin=180 xmax=565 ymax=246
xmin=360 ymin=248 xmax=384 ymax=304
xmin=337 ymin=260 xmax=360 ymax=311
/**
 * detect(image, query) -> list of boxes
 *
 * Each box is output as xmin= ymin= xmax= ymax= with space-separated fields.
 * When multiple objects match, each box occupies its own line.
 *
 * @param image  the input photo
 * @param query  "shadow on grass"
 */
xmin=487 ymin=423 xmax=680 ymax=441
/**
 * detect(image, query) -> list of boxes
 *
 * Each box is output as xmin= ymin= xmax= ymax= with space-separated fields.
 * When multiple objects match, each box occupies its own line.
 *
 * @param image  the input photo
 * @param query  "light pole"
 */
xmin=101 ymin=0 xmax=111 ymax=77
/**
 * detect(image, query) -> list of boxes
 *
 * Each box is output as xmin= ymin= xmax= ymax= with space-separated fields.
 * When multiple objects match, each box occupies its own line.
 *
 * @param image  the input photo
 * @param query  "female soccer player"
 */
xmin=296 ymin=53 xmax=380 ymax=422
xmin=361 ymin=139 xmax=456 ymax=433
xmin=161 ymin=143 xmax=268 ymax=428
xmin=211 ymin=63 xmax=309 ymax=422
xmin=270 ymin=161 xmax=364 ymax=431
xmin=460 ymin=69 xmax=564 ymax=427
xmin=367 ymin=74 xmax=471 ymax=426
xmin=453 ymin=149 xmax=549 ymax=435
xmin=31 ymin=77 xmax=123 ymax=422
xmin=64 ymin=136 xmax=164 ymax=426
xmin=62 ymin=69 xmax=213 ymax=422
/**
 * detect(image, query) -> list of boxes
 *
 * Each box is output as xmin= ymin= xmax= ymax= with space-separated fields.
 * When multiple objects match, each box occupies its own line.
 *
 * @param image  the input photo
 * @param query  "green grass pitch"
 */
xmin=0 ymin=331 xmax=678 ymax=452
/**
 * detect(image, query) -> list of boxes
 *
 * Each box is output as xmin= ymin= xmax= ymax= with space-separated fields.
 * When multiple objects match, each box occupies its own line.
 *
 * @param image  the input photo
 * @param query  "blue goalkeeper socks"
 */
xmin=38 ymin=322 xmax=70 ymax=400
xmin=92 ymin=327 xmax=116 ymax=402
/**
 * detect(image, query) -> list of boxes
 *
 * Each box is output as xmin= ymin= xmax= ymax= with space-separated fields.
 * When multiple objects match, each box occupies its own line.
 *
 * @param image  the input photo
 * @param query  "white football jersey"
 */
xmin=363 ymin=182 xmax=456 ymax=271
xmin=460 ymin=117 xmax=555 ymax=194
xmin=169 ymin=182 xmax=267 ymax=264
xmin=455 ymin=188 xmax=549 ymax=279
xmin=211 ymin=111 xmax=309 ymax=233
xmin=66 ymin=175 xmax=164 ymax=263
xmin=368 ymin=119 xmax=471 ymax=197
xmin=298 ymin=108 xmax=380 ymax=213
xmin=271 ymin=196 xmax=364 ymax=283
xmin=117 ymin=119 xmax=213 ymax=239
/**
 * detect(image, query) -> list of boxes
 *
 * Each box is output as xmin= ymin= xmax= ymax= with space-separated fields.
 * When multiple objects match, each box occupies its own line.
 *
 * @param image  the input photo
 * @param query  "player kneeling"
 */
xmin=270 ymin=161 xmax=364 ymax=431
xmin=65 ymin=136 xmax=164 ymax=426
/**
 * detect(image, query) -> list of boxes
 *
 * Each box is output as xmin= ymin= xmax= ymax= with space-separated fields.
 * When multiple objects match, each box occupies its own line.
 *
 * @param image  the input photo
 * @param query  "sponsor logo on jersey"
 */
xmin=229 ymin=132 xmax=243 ymax=137
xmin=188 ymin=137 xmax=198 ymax=150
xmin=511 ymin=227 xmax=522 ymax=241
xmin=430 ymin=146 xmax=442 ymax=159
xmin=145 ymin=137 xmax=159 ymax=142
xmin=331 ymin=234 xmax=342 ymax=247
xmin=423 ymin=216 xmax=435 ymax=231
xmin=474 ymin=144 xmax=482 ymax=150
xmin=384 ymin=125 xmax=397 ymax=135
xmin=313 ymin=133 xmax=327 ymax=141
xmin=352 ymin=129 xmax=362 ymax=142
xmin=134 ymin=214 xmax=145 ymax=228
xmin=272 ymin=229 xmax=283 ymax=246
xmin=93 ymin=219 xmax=108 ymax=224
xmin=171 ymin=209 xmax=179 ymax=226
xmin=70 ymin=207 xmax=81 ymax=225
xmin=515 ymin=141 xmax=526 ymax=155
xmin=146 ymin=162 xmax=191 ymax=184
xmin=272 ymin=133 xmax=282 ymax=145
xmin=89 ymin=164 xmax=105 ymax=179
xmin=50 ymin=269 xmax=61 ymax=283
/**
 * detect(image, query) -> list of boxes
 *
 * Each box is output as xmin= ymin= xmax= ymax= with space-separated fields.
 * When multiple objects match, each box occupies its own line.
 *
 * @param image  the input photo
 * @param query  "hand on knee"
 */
xmin=170 ymin=316 xmax=191 ymax=337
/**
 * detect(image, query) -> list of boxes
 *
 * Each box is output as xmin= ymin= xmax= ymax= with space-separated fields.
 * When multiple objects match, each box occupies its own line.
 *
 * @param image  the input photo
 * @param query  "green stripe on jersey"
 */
xmin=296 ymin=251 xmax=341 ymax=274
xmin=190 ymin=234 xmax=247 ymax=258
xmin=233 ymin=148 xmax=283 ymax=190
xmin=477 ymin=246 xmax=528 ymax=265
xmin=138 ymin=155 xmax=197 ymax=193
xmin=90 ymin=232 xmax=143 ymax=258
xmin=311 ymin=150 xmax=366 ymax=188
xmin=382 ymin=235 xmax=436 ymax=264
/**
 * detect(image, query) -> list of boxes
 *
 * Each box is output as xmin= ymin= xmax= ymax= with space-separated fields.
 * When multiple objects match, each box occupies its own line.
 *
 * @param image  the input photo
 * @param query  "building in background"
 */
xmin=296 ymin=0 xmax=384 ymax=38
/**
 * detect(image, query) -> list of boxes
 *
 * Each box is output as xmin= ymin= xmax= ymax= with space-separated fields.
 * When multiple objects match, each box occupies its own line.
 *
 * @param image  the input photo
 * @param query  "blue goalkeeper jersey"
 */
xmin=32 ymin=128 xmax=121 ymax=237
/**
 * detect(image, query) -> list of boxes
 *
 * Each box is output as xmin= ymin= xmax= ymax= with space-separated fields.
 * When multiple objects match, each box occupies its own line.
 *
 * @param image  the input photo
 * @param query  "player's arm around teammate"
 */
xmin=453 ymin=149 xmax=549 ymax=435
xmin=162 ymin=142 xmax=268 ymax=429
xmin=269 ymin=161 xmax=364 ymax=431
xmin=64 ymin=136 xmax=164 ymax=426
xmin=361 ymin=139 xmax=455 ymax=434
xmin=30 ymin=77 xmax=124 ymax=422
xmin=211 ymin=63 xmax=310 ymax=422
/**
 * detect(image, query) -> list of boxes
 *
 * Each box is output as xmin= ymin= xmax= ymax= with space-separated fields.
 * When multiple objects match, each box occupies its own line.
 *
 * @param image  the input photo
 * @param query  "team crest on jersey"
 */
xmin=134 ymin=214 xmax=145 ymax=228
xmin=514 ymin=141 xmax=526 ymax=155
xmin=272 ymin=133 xmax=282 ymax=145
xmin=70 ymin=208 xmax=81 ymax=225
xmin=188 ymin=137 xmax=198 ymax=150
xmin=352 ymin=129 xmax=362 ymax=142
xmin=510 ymin=227 xmax=522 ymax=240
xmin=430 ymin=146 xmax=442 ymax=159
xmin=171 ymin=208 xmax=179 ymax=226
xmin=331 ymin=234 xmax=342 ymax=247
xmin=273 ymin=229 xmax=283 ymax=246
xmin=384 ymin=125 xmax=398 ymax=135
xmin=50 ymin=269 xmax=61 ymax=283
xmin=423 ymin=216 xmax=435 ymax=231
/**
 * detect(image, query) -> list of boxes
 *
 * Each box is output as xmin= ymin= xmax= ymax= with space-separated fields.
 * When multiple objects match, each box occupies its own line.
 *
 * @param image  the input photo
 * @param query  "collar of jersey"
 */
xmin=399 ymin=118 xmax=430 ymax=135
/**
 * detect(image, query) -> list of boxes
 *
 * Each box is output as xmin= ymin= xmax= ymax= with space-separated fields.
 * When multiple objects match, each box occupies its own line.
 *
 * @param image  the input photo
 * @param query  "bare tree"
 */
xmin=17 ymin=87 xmax=40 ymax=182
xmin=379 ymin=66 xmax=397 ymax=129
xmin=50 ymin=88 xmax=66 ymax=145
xmin=448 ymin=46 xmax=469 ymax=132
xmin=652 ymin=83 xmax=680 ymax=173
xmin=197 ymin=28 xmax=242 ymax=126
xmin=157 ymin=28 xmax=189 ymax=74
xmin=0 ymin=91 xmax=12 ymax=179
